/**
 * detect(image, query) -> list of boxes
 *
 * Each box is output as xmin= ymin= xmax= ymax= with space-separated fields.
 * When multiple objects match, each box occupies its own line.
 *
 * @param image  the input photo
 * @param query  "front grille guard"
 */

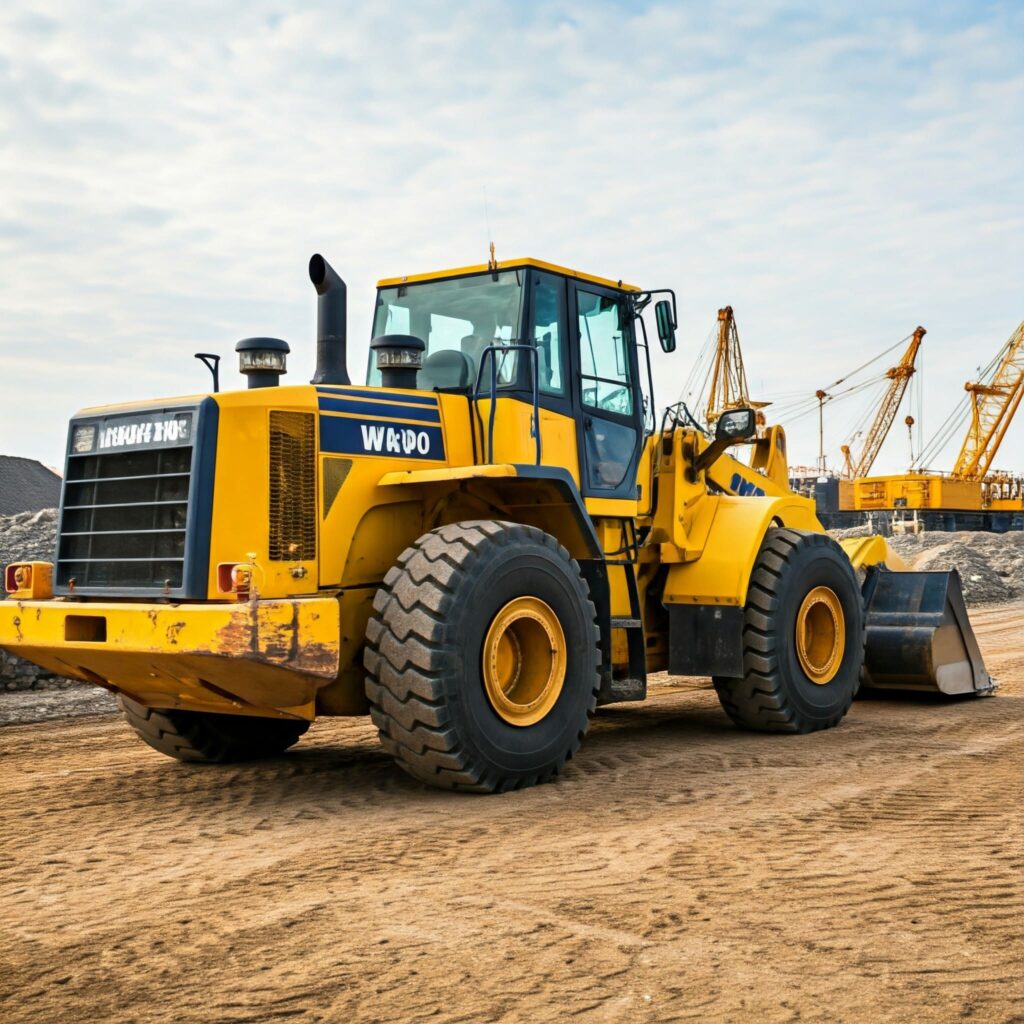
xmin=53 ymin=398 xmax=219 ymax=599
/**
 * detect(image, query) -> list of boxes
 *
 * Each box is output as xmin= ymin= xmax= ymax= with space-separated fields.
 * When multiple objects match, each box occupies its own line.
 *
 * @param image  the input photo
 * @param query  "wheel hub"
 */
xmin=482 ymin=596 xmax=567 ymax=726
xmin=795 ymin=585 xmax=845 ymax=685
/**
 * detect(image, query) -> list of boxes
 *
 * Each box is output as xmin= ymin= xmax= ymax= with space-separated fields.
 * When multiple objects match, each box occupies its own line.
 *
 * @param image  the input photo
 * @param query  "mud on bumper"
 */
xmin=0 ymin=597 xmax=341 ymax=720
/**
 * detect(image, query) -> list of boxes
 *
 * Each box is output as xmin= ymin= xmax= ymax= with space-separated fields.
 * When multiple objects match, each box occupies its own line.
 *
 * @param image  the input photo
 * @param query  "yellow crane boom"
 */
xmin=706 ymin=305 xmax=768 ymax=424
xmin=952 ymin=319 xmax=1024 ymax=480
xmin=840 ymin=326 xmax=925 ymax=479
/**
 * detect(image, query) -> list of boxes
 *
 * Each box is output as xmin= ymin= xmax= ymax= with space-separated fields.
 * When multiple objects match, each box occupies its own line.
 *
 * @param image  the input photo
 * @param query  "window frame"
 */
xmin=366 ymin=268 xmax=528 ymax=392
xmin=521 ymin=269 xmax=572 ymax=411
xmin=567 ymin=281 xmax=645 ymax=498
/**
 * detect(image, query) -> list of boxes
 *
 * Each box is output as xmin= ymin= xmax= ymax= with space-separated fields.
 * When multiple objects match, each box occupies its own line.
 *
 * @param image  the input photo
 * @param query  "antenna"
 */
xmin=484 ymin=186 xmax=498 ymax=276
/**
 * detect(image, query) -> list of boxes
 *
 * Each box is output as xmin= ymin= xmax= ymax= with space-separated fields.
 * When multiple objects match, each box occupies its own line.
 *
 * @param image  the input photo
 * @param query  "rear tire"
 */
xmin=118 ymin=696 xmax=309 ymax=763
xmin=364 ymin=520 xmax=600 ymax=792
xmin=713 ymin=528 xmax=864 ymax=733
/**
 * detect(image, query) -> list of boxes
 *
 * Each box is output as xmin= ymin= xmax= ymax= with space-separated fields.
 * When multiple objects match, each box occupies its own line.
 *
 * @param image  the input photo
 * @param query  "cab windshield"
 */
xmin=368 ymin=270 xmax=524 ymax=390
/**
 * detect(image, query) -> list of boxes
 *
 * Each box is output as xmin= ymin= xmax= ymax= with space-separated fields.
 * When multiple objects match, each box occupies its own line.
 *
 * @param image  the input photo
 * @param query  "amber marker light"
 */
xmin=5 ymin=564 xmax=31 ymax=593
xmin=216 ymin=563 xmax=252 ymax=599
xmin=4 ymin=562 xmax=53 ymax=599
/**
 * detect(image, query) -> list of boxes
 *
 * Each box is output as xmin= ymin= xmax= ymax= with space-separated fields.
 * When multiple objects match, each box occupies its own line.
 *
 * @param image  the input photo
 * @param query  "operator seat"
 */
xmin=460 ymin=334 xmax=490 ymax=382
xmin=462 ymin=333 xmax=520 ymax=387
xmin=418 ymin=349 xmax=474 ymax=391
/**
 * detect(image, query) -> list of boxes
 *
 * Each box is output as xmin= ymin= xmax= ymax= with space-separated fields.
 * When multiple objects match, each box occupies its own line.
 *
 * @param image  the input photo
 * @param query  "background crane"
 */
xmin=839 ymin=318 xmax=1024 ymax=530
xmin=767 ymin=328 xmax=925 ymax=475
xmin=951 ymin=319 xmax=1024 ymax=480
xmin=913 ymin=318 xmax=1024 ymax=480
xmin=704 ymin=306 xmax=769 ymax=425
xmin=840 ymin=326 xmax=925 ymax=479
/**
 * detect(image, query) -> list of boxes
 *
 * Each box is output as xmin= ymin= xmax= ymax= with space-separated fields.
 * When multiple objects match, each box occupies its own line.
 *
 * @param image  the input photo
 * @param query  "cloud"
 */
xmin=0 ymin=0 xmax=1022 ymax=476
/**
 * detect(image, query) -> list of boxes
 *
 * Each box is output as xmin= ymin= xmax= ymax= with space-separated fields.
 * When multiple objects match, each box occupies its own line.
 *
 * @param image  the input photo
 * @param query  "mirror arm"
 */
xmin=693 ymin=437 xmax=732 ymax=475
xmin=634 ymin=288 xmax=678 ymax=322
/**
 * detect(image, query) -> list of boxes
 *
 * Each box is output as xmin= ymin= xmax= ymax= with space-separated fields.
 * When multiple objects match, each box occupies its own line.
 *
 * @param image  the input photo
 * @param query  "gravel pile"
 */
xmin=0 ymin=507 xmax=71 ymax=692
xmin=830 ymin=524 xmax=872 ymax=541
xmin=0 ymin=507 xmax=57 ymax=568
xmin=826 ymin=524 xmax=1024 ymax=605
xmin=886 ymin=531 xmax=1024 ymax=605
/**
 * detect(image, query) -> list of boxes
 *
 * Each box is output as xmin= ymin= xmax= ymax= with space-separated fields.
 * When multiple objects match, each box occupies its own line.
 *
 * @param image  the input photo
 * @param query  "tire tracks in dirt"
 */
xmin=1 ymin=604 xmax=1021 ymax=1023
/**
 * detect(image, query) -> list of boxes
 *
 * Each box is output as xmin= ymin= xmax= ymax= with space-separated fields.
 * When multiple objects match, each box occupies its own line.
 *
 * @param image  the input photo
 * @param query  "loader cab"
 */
xmin=369 ymin=260 xmax=649 ymax=499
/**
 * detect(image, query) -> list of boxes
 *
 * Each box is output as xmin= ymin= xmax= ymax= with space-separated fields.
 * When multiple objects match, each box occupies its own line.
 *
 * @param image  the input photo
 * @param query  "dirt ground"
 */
xmin=1 ymin=605 xmax=1021 ymax=1024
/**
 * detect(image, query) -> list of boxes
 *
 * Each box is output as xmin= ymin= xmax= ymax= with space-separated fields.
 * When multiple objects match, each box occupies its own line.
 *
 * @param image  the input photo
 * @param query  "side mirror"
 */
xmin=715 ymin=407 xmax=757 ymax=442
xmin=654 ymin=299 xmax=676 ymax=353
xmin=694 ymin=406 xmax=758 ymax=475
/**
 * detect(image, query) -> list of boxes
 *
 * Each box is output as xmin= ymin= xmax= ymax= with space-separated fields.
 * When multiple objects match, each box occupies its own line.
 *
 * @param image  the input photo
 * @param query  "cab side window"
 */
xmin=577 ymin=290 xmax=633 ymax=416
xmin=530 ymin=272 xmax=567 ymax=396
xmin=574 ymin=286 xmax=639 ymax=494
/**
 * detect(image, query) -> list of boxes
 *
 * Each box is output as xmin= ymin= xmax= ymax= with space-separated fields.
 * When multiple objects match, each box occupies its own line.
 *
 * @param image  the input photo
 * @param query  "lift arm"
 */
xmin=952 ymin=319 xmax=1024 ymax=480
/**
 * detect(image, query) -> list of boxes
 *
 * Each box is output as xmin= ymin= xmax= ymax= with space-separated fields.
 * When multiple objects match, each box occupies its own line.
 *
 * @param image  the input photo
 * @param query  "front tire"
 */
xmin=364 ymin=521 xmax=600 ymax=792
xmin=118 ymin=696 xmax=309 ymax=762
xmin=713 ymin=528 xmax=864 ymax=733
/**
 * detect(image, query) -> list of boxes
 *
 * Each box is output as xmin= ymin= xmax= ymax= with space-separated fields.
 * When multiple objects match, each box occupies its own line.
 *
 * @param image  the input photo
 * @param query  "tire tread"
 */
xmin=713 ymin=528 xmax=864 ymax=734
xmin=118 ymin=695 xmax=308 ymax=763
xmin=364 ymin=520 xmax=599 ymax=793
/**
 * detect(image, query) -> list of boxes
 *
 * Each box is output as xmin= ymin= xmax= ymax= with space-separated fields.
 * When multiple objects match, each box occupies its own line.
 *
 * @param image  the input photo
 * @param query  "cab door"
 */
xmin=569 ymin=283 xmax=643 ymax=499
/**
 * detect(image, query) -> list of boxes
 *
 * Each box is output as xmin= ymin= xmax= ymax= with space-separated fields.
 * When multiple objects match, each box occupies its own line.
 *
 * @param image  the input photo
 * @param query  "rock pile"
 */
xmin=0 ymin=507 xmax=57 ymax=567
xmin=1 ymin=649 xmax=78 ymax=693
xmin=886 ymin=530 xmax=1024 ymax=605
xmin=0 ymin=508 xmax=69 ymax=691
xmin=829 ymin=525 xmax=1024 ymax=605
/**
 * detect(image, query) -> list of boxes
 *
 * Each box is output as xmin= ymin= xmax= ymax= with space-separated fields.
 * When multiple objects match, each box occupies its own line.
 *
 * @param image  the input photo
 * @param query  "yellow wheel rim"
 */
xmin=482 ymin=596 xmax=567 ymax=727
xmin=795 ymin=586 xmax=845 ymax=685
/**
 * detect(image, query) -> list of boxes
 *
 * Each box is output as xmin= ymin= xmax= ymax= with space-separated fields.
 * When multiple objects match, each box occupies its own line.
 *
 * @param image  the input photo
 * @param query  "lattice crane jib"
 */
xmin=845 ymin=326 xmax=925 ymax=479
xmin=953 ymin=320 xmax=1024 ymax=480
xmin=706 ymin=306 xmax=769 ymax=425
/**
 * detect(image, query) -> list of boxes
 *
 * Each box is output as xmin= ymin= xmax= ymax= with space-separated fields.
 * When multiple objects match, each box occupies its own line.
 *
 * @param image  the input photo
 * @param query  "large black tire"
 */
xmin=364 ymin=520 xmax=600 ymax=793
xmin=118 ymin=695 xmax=309 ymax=763
xmin=712 ymin=528 xmax=864 ymax=733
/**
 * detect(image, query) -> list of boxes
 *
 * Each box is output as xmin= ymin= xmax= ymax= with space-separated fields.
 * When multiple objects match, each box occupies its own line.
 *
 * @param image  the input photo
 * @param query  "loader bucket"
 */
xmin=861 ymin=567 xmax=994 ymax=696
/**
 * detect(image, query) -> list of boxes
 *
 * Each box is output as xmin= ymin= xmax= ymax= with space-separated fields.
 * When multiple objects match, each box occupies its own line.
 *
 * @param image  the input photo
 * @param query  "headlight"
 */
xmin=239 ymin=348 xmax=288 ymax=372
xmin=375 ymin=348 xmax=423 ymax=368
xmin=235 ymin=337 xmax=290 ymax=388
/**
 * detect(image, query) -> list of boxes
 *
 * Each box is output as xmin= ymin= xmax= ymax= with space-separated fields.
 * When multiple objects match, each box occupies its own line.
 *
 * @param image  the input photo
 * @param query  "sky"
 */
xmin=1 ymin=1 xmax=1022 ymax=475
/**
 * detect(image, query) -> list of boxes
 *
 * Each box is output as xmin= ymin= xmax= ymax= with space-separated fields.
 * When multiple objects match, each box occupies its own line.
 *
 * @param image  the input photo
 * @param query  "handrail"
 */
xmin=471 ymin=344 xmax=542 ymax=466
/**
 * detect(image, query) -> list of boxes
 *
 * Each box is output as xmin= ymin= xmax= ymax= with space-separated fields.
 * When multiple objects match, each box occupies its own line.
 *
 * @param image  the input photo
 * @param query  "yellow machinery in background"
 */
xmin=781 ymin=326 xmax=927 ymax=524
xmin=839 ymin=326 xmax=924 ymax=483
xmin=0 ymin=254 xmax=993 ymax=792
xmin=705 ymin=305 xmax=770 ymax=427
xmin=844 ymin=319 xmax=1024 ymax=530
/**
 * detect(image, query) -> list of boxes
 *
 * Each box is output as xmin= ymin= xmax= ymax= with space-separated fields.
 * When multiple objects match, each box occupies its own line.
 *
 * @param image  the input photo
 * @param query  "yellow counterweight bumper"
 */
xmin=0 ymin=597 xmax=341 ymax=721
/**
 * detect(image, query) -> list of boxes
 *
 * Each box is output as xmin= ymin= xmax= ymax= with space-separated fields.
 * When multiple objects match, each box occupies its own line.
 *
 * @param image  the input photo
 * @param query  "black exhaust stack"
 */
xmin=309 ymin=253 xmax=350 ymax=385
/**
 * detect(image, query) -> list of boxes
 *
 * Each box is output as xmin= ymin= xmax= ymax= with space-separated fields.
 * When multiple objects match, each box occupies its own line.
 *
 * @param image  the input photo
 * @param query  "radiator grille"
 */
xmin=269 ymin=411 xmax=317 ymax=561
xmin=57 ymin=444 xmax=191 ymax=590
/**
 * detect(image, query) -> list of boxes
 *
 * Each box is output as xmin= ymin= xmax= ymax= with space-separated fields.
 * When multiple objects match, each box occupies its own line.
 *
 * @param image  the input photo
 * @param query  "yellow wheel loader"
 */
xmin=0 ymin=255 xmax=993 ymax=791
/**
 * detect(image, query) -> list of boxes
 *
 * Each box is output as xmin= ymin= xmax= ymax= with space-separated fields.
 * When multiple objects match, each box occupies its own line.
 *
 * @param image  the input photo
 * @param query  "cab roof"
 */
xmin=376 ymin=257 xmax=640 ymax=293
